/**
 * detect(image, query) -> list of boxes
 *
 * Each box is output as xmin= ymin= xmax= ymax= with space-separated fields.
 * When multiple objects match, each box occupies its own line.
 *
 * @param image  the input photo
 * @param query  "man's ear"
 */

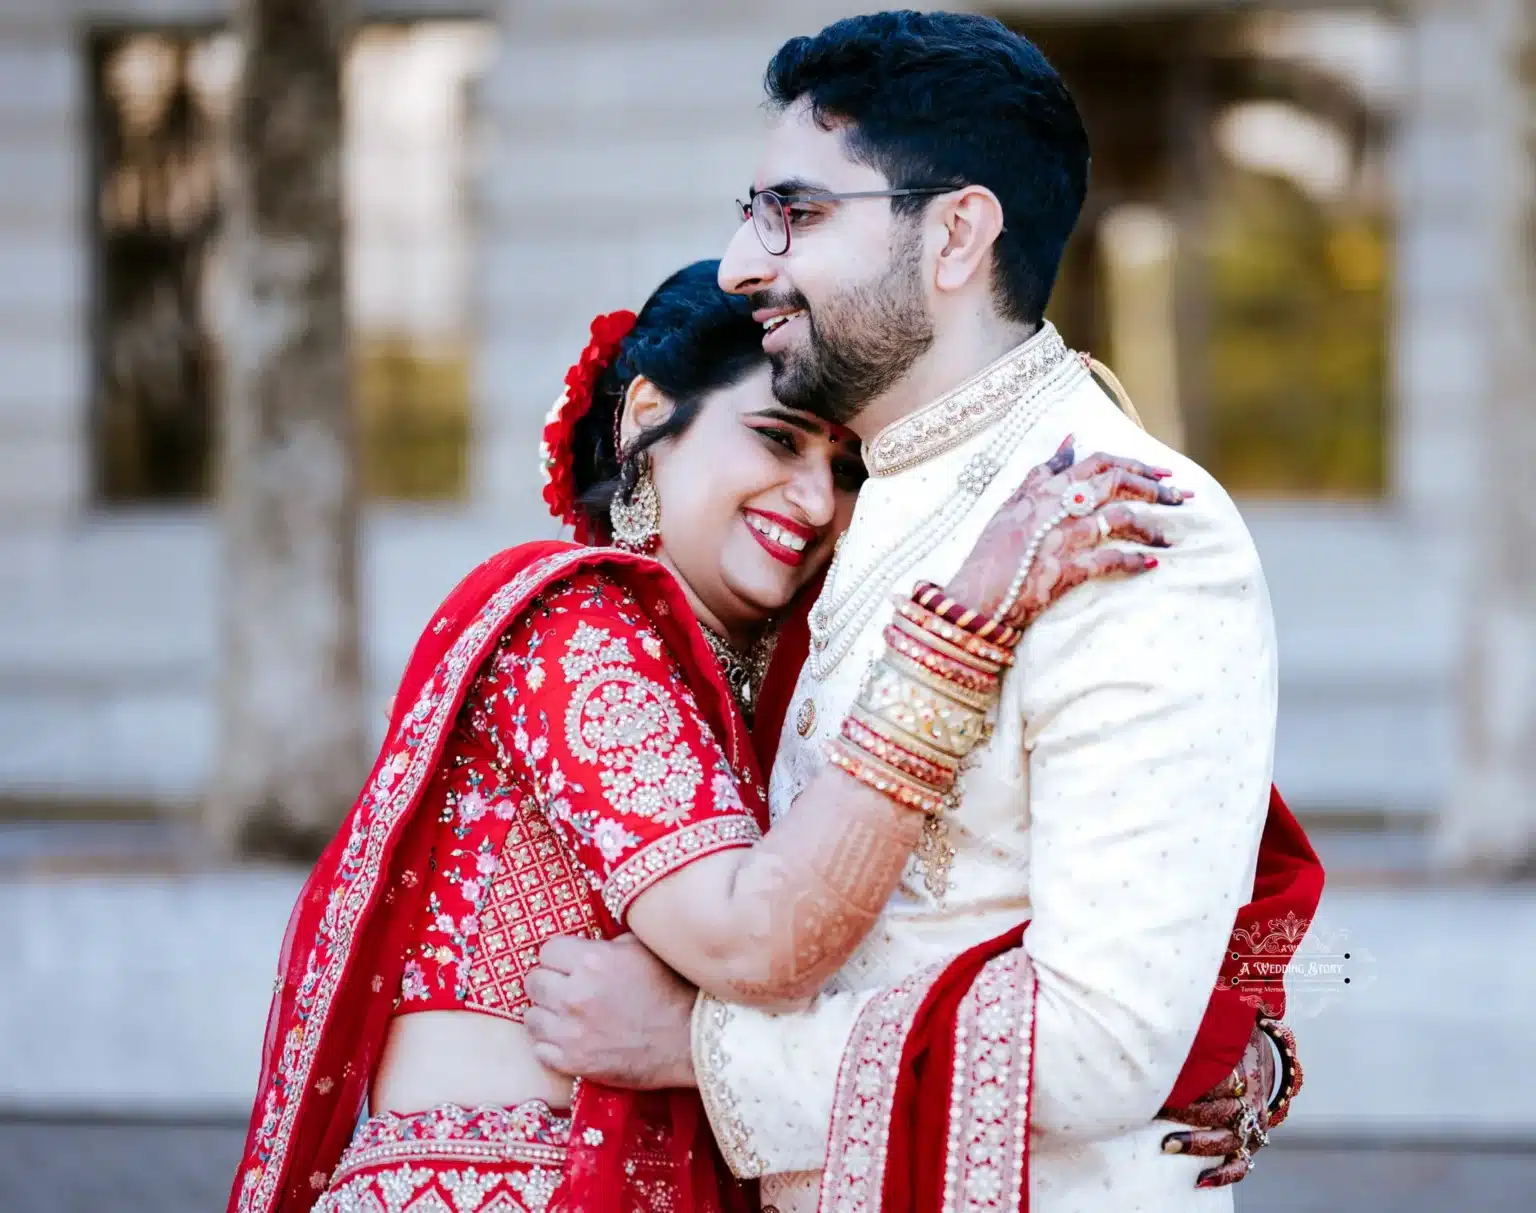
xmin=616 ymin=375 xmax=675 ymax=450
xmin=931 ymin=184 xmax=1006 ymax=296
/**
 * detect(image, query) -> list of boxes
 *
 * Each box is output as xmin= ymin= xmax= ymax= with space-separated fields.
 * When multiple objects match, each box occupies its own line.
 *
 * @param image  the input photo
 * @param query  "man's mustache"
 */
xmin=746 ymin=289 xmax=812 ymax=318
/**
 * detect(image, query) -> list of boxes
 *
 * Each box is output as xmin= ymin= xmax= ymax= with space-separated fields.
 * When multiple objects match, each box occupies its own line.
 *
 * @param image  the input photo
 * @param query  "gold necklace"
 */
xmin=700 ymin=624 xmax=776 ymax=727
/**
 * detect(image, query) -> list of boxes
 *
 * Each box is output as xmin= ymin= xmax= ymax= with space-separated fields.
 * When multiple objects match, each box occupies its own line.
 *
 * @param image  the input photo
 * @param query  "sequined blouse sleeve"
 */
xmin=469 ymin=571 xmax=763 ymax=925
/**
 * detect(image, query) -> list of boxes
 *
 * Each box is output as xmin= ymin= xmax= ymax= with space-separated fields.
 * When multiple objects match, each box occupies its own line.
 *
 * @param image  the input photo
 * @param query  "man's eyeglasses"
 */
xmin=736 ymin=186 xmax=956 ymax=256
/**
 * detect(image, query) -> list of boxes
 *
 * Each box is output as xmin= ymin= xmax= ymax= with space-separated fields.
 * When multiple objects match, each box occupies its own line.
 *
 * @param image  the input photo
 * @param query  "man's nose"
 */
xmin=719 ymin=221 xmax=777 ymax=298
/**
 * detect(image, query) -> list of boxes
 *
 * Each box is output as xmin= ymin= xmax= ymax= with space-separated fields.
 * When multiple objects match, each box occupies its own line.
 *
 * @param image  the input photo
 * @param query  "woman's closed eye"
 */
xmin=753 ymin=424 xmax=865 ymax=492
xmin=756 ymin=426 xmax=801 ymax=456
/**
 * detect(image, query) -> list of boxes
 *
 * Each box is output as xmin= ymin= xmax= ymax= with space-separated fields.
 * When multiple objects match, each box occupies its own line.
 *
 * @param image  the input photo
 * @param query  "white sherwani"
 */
xmin=690 ymin=326 xmax=1277 ymax=1213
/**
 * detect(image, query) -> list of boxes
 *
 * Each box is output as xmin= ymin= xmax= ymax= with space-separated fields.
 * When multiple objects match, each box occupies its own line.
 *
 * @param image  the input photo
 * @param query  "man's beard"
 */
xmin=763 ymin=236 xmax=934 ymax=426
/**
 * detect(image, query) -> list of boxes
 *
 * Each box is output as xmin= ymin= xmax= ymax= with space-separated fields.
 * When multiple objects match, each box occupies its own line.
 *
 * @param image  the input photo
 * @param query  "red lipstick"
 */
xmin=743 ymin=509 xmax=816 ymax=567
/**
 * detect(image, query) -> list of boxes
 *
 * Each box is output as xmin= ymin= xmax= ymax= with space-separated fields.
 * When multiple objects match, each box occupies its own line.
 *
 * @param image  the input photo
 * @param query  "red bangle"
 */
xmin=894 ymin=599 xmax=1014 ymax=669
xmin=914 ymin=581 xmax=1021 ymax=648
xmin=1258 ymin=1017 xmax=1303 ymax=1127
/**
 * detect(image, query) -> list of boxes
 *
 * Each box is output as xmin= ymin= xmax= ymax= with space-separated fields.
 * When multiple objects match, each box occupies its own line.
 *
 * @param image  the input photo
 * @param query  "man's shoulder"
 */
xmin=1055 ymin=380 xmax=1259 ymax=562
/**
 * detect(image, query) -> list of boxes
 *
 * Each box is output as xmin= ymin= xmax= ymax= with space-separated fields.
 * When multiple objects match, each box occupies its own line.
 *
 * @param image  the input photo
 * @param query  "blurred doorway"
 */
xmin=1013 ymin=7 xmax=1398 ymax=500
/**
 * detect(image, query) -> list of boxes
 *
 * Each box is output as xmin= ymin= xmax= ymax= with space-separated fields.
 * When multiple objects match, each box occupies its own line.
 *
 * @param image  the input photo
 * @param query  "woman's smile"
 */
xmin=742 ymin=507 xmax=816 ymax=566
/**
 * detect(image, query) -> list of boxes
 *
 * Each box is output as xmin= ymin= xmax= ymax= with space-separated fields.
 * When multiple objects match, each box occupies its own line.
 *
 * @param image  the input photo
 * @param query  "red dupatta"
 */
xmin=229 ymin=541 xmax=759 ymax=1213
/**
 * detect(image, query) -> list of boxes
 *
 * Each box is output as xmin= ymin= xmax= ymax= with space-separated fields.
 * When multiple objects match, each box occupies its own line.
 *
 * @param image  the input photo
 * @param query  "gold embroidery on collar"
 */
xmin=864 ymin=323 xmax=1070 ymax=477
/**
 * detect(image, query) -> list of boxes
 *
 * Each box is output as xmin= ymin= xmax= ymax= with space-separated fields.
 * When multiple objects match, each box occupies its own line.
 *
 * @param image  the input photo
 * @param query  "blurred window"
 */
xmin=1017 ymin=9 xmax=1397 ymax=500
xmin=89 ymin=21 xmax=496 ymax=504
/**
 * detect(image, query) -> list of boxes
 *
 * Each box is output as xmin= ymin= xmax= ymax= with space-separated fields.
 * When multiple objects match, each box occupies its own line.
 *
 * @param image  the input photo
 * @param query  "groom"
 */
xmin=527 ymin=13 xmax=1320 ymax=1211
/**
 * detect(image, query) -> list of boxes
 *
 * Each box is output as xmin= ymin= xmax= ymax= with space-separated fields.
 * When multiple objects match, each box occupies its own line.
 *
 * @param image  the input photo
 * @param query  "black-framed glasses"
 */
xmin=736 ymin=186 xmax=957 ymax=256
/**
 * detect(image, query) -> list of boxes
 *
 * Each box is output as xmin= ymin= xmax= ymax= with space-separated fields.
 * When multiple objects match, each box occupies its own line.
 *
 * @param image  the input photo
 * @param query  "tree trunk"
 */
xmin=1437 ymin=0 xmax=1536 ymax=877
xmin=207 ymin=0 xmax=363 ymax=859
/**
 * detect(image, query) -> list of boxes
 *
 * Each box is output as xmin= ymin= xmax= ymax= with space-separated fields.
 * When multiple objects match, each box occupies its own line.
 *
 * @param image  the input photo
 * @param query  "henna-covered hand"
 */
xmin=945 ymin=437 xmax=1189 ymax=631
xmin=1159 ymin=1022 xmax=1277 ymax=1189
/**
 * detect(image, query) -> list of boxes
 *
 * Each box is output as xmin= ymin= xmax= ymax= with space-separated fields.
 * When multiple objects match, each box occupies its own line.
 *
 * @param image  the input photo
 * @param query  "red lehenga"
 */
xmin=230 ymin=542 xmax=767 ymax=1213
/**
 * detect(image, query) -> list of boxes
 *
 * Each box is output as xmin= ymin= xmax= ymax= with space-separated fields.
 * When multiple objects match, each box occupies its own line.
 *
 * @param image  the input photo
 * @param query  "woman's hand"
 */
xmin=1159 ymin=1022 xmax=1279 ymax=1188
xmin=945 ymin=437 xmax=1189 ymax=632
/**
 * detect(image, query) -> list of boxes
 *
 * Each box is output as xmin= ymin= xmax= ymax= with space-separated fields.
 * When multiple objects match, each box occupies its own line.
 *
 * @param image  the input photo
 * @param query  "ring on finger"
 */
xmin=1063 ymin=483 xmax=1099 ymax=518
xmin=1095 ymin=512 xmax=1112 ymax=543
xmin=1235 ymin=1105 xmax=1268 ymax=1154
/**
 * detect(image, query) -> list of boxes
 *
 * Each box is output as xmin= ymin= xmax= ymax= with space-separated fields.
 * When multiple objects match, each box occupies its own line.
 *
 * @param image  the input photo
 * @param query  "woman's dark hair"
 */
xmin=765 ymin=11 xmax=1089 ymax=327
xmin=571 ymin=260 xmax=767 ymax=533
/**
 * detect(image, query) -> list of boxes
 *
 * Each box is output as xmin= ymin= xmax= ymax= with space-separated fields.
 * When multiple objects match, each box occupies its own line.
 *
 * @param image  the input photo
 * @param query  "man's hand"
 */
xmin=523 ymin=934 xmax=698 ymax=1090
xmin=1159 ymin=1023 xmax=1277 ymax=1188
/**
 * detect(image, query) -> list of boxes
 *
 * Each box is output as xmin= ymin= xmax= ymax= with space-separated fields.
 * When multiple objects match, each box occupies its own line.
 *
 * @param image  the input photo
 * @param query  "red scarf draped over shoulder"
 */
xmin=229 ymin=542 xmax=757 ymax=1213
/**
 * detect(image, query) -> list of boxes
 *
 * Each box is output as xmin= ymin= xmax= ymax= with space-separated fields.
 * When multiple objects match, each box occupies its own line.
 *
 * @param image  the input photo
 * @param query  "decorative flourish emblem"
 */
xmin=1224 ymin=912 xmax=1375 ymax=1017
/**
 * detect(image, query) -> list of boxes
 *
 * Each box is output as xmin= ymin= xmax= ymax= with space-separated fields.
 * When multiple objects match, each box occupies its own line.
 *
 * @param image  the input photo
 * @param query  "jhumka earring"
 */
xmin=609 ymin=456 xmax=661 ymax=553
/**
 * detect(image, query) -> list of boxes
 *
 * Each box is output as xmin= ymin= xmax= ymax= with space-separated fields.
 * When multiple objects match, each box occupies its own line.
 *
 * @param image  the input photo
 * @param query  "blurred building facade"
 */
xmin=0 ymin=0 xmax=1527 ymax=836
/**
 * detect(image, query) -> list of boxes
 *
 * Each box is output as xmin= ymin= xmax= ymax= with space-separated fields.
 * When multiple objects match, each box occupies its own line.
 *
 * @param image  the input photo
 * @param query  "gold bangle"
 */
xmin=826 ymin=739 xmax=948 ymax=816
xmin=846 ymin=704 xmax=963 ymax=773
xmin=883 ymin=625 xmax=1001 ymax=694
xmin=883 ymin=648 xmax=998 ymax=714
xmin=890 ymin=612 xmax=1005 ymax=677
xmin=857 ymin=661 xmax=989 ymax=760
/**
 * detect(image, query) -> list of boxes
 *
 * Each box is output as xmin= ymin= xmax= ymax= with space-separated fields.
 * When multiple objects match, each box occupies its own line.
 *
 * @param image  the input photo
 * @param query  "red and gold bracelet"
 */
xmin=892 ymin=600 xmax=1014 ymax=670
xmin=846 ymin=705 xmax=962 ymax=774
xmin=914 ymin=580 xmax=1022 ymax=648
xmin=883 ymin=624 xmax=1002 ymax=696
xmin=826 ymin=739 xmax=950 ymax=816
xmin=830 ymin=583 xmax=1022 ymax=825
xmin=842 ymin=715 xmax=956 ymax=787
xmin=1258 ymin=1017 xmax=1304 ymax=1128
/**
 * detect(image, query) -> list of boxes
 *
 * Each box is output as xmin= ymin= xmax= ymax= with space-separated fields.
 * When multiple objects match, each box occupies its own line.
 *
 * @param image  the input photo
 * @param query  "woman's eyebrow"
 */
xmin=746 ymin=407 xmax=823 ymax=435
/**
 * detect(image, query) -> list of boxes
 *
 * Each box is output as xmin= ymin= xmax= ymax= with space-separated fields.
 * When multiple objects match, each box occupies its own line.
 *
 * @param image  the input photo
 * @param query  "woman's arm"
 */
xmin=479 ymin=571 xmax=918 ymax=1009
xmin=625 ymin=763 xmax=920 ymax=1006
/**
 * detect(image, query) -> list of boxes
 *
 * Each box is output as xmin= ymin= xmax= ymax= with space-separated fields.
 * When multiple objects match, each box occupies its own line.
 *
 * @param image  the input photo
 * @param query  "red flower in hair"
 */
xmin=539 ymin=309 xmax=637 ymax=543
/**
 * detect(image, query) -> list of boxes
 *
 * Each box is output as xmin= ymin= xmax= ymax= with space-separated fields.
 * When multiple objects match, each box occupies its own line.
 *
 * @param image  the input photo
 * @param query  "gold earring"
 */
xmin=610 ymin=458 xmax=661 ymax=553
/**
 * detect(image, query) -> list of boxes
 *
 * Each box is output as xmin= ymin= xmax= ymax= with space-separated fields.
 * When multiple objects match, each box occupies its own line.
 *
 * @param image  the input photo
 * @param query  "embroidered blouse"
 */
xmin=396 ymin=572 xmax=762 ymax=1023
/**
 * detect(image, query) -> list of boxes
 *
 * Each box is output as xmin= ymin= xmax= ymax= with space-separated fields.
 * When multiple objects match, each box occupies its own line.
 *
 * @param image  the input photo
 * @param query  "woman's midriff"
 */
xmin=370 ymin=1010 xmax=575 ymax=1115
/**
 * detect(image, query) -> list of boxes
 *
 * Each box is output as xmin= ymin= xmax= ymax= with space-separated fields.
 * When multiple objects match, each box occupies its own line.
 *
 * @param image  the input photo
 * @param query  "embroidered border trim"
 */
xmin=864 ymin=324 xmax=1071 ymax=477
xmin=816 ymin=960 xmax=949 ymax=1213
xmin=242 ymin=548 xmax=597 ymax=1213
xmin=602 ymin=816 xmax=762 ymax=921
xmin=691 ymin=993 xmax=768 ymax=1179
xmin=329 ymin=1136 xmax=569 ymax=1184
xmin=940 ymin=950 xmax=1036 ymax=1213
